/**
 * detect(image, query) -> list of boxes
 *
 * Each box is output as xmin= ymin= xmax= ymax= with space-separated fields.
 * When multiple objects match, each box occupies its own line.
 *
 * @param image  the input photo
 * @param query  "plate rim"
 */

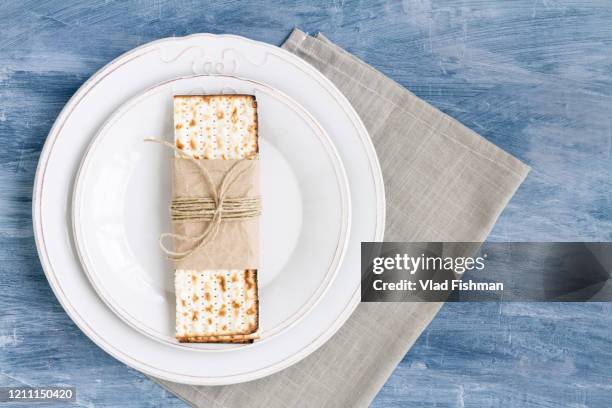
xmin=71 ymin=73 xmax=352 ymax=351
xmin=32 ymin=32 xmax=386 ymax=384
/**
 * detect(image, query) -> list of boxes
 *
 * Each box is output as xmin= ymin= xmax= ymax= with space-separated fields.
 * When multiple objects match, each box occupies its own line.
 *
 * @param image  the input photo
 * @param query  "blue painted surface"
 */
xmin=1 ymin=1 xmax=611 ymax=407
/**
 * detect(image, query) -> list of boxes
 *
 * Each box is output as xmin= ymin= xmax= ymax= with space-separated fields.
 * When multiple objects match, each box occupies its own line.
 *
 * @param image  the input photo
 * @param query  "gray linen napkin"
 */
xmin=154 ymin=29 xmax=530 ymax=407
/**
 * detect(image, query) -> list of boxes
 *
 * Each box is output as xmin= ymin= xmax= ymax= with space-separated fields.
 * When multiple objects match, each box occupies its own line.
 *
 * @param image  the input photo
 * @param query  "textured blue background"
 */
xmin=1 ymin=1 xmax=611 ymax=407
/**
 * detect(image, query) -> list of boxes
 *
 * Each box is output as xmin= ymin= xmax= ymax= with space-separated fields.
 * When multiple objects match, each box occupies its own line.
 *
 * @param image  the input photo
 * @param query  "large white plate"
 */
xmin=73 ymin=75 xmax=351 ymax=350
xmin=33 ymin=33 xmax=385 ymax=384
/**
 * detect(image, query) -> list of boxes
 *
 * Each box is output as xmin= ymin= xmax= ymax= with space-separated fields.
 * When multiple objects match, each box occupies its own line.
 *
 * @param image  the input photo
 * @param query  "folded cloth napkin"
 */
xmin=154 ymin=29 xmax=530 ymax=407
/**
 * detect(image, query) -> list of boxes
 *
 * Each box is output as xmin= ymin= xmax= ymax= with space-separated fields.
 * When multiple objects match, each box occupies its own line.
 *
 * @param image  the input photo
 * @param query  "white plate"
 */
xmin=33 ymin=33 xmax=385 ymax=384
xmin=73 ymin=75 xmax=351 ymax=350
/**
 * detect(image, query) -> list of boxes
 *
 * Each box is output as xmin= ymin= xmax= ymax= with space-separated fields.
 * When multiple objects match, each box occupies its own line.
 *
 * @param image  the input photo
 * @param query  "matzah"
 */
xmin=173 ymin=95 xmax=260 ymax=343
xmin=176 ymin=333 xmax=260 ymax=344
xmin=174 ymin=95 xmax=258 ymax=160
xmin=175 ymin=269 xmax=259 ymax=340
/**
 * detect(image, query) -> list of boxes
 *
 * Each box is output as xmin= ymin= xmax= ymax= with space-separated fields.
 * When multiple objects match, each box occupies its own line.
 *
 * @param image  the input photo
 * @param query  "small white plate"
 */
xmin=72 ymin=75 xmax=351 ymax=350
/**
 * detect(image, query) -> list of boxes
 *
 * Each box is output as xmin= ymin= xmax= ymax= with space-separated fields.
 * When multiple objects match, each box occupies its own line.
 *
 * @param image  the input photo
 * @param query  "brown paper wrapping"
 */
xmin=172 ymin=157 xmax=259 ymax=270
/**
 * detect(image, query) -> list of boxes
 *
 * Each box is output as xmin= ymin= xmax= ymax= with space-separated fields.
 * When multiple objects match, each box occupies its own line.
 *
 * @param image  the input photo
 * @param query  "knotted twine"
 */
xmin=144 ymin=138 xmax=261 ymax=261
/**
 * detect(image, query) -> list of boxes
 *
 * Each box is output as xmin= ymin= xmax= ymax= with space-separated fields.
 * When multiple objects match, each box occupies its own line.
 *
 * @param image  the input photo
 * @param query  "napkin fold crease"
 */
xmin=153 ymin=28 xmax=529 ymax=408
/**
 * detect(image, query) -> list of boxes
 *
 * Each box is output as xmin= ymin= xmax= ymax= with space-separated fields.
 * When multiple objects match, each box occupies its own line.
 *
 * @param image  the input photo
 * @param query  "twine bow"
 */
xmin=145 ymin=138 xmax=261 ymax=260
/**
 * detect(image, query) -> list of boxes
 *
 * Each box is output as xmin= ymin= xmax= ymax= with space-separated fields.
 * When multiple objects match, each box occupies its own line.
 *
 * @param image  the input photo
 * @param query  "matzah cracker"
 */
xmin=173 ymin=95 xmax=260 ymax=343
xmin=174 ymin=95 xmax=258 ymax=160
xmin=176 ymin=333 xmax=260 ymax=344
xmin=175 ymin=269 xmax=259 ymax=338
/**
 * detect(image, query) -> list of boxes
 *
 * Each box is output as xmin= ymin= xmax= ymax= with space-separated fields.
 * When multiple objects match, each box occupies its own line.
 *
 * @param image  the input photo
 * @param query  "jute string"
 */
xmin=144 ymin=138 xmax=261 ymax=260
